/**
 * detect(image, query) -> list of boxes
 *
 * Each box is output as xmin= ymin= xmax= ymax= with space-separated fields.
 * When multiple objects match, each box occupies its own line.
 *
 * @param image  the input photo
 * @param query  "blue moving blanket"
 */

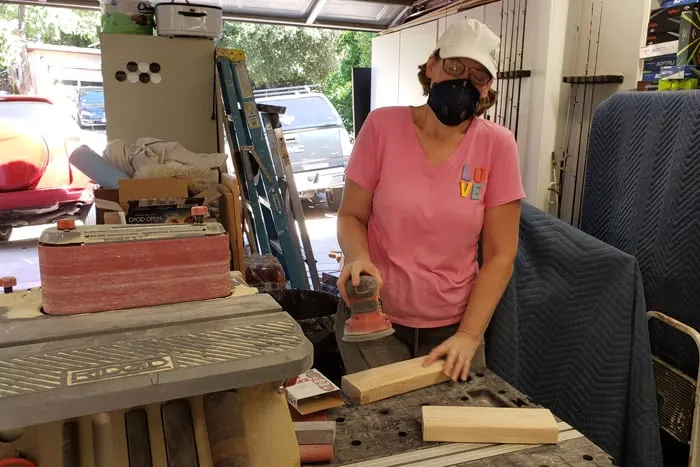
xmin=487 ymin=203 xmax=662 ymax=466
xmin=580 ymin=91 xmax=700 ymax=383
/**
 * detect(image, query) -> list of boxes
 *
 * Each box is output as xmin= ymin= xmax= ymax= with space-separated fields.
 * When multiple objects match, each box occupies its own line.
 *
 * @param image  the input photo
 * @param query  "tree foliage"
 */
xmin=322 ymin=31 xmax=374 ymax=132
xmin=221 ymin=22 xmax=339 ymax=90
xmin=0 ymin=5 xmax=375 ymax=132
xmin=0 ymin=5 xmax=99 ymax=91
xmin=220 ymin=23 xmax=374 ymax=133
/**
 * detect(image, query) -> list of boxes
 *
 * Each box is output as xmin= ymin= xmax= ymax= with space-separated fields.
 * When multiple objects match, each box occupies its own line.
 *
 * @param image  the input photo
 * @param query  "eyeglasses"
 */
xmin=442 ymin=58 xmax=492 ymax=86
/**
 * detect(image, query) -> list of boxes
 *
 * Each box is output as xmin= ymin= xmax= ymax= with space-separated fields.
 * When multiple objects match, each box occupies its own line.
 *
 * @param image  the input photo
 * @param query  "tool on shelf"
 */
xmin=216 ymin=48 xmax=313 ymax=290
xmin=342 ymin=275 xmax=394 ymax=342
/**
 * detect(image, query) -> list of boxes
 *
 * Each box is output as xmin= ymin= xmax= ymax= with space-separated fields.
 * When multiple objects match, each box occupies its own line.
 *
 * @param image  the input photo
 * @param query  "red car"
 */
xmin=0 ymin=95 xmax=93 ymax=241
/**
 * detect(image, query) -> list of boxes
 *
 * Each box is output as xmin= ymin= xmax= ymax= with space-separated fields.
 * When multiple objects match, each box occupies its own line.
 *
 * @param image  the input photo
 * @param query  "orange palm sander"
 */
xmin=342 ymin=275 xmax=394 ymax=342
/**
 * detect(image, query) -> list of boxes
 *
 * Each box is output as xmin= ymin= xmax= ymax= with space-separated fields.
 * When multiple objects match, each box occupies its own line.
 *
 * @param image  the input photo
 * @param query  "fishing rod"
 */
xmin=497 ymin=0 xmax=511 ymax=127
xmin=504 ymin=0 xmax=518 ymax=130
xmin=569 ymin=0 xmax=595 ymax=226
xmin=558 ymin=0 xmax=585 ymax=219
xmin=575 ymin=0 xmax=604 ymax=227
xmin=508 ymin=0 xmax=523 ymax=132
xmin=513 ymin=0 xmax=528 ymax=140
xmin=495 ymin=0 xmax=506 ymax=124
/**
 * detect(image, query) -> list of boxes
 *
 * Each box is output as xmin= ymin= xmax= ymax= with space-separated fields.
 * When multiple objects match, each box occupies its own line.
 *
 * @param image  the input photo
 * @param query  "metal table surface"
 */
xmin=323 ymin=369 xmax=615 ymax=467
xmin=0 ymin=288 xmax=313 ymax=431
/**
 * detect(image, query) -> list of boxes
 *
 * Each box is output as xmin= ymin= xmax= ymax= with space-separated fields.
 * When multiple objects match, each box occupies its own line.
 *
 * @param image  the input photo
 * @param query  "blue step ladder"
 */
xmin=216 ymin=48 xmax=319 ymax=290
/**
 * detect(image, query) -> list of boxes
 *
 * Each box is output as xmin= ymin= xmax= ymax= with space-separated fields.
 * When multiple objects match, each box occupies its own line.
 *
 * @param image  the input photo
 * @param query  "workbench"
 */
xmin=1 ymin=282 xmax=613 ymax=466
xmin=324 ymin=369 xmax=614 ymax=466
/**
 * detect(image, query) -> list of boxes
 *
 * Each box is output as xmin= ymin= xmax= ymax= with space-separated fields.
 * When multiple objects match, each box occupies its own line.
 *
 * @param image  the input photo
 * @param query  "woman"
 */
xmin=334 ymin=18 xmax=526 ymax=382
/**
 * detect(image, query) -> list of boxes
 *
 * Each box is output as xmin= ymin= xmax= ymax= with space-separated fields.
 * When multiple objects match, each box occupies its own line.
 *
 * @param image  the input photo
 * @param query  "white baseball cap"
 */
xmin=436 ymin=19 xmax=500 ymax=79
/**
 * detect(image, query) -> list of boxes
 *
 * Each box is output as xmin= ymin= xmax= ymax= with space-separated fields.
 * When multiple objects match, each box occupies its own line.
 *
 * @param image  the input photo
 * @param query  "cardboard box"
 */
xmin=642 ymin=70 xmax=664 ymax=82
xmin=637 ymin=81 xmax=661 ymax=92
xmin=286 ymin=369 xmax=344 ymax=415
xmin=643 ymin=53 xmax=678 ymax=71
xmin=641 ymin=40 xmax=679 ymax=59
xmin=95 ymin=177 xmax=189 ymax=224
xmin=125 ymin=197 xmax=204 ymax=224
xmin=647 ymin=31 xmax=680 ymax=45
xmin=663 ymin=0 xmax=700 ymax=8
xmin=677 ymin=10 xmax=700 ymax=65
xmin=94 ymin=188 xmax=120 ymax=224
xmin=659 ymin=64 xmax=700 ymax=79
xmin=649 ymin=5 xmax=700 ymax=34
xmin=118 ymin=177 xmax=189 ymax=211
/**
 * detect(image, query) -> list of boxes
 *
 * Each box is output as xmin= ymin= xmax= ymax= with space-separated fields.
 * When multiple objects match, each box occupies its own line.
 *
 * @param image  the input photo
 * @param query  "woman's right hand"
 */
xmin=338 ymin=258 xmax=383 ymax=306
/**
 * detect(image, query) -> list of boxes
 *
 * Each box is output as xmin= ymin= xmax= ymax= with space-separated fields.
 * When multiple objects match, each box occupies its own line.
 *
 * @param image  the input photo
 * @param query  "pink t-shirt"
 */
xmin=345 ymin=106 xmax=526 ymax=328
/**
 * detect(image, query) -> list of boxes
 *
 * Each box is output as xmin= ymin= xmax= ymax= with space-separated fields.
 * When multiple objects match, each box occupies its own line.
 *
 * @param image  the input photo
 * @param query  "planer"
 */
xmin=37 ymin=221 xmax=232 ymax=315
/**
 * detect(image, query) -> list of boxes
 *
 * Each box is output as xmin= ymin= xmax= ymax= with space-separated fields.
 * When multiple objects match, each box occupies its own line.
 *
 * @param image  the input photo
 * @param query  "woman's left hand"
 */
xmin=423 ymin=331 xmax=481 ymax=382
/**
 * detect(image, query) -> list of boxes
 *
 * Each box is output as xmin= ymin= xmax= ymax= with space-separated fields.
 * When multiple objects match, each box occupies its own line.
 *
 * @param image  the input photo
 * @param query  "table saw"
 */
xmin=0 ymin=284 xmax=612 ymax=466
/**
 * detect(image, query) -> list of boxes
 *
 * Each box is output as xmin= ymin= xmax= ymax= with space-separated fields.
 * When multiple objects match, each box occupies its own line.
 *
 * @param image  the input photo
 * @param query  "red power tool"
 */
xmin=342 ymin=275 xmax=394 ymax=342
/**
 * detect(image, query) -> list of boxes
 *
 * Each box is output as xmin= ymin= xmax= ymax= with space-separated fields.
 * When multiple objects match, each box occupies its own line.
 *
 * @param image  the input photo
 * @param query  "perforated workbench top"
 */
xmin=0 ymin=293 xmax=313 ymax=431
xmin=327 ymin=370 xmax=614 ymax=466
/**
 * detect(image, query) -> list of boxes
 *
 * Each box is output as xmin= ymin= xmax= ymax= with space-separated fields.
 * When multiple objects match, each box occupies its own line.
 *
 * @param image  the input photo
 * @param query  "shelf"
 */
xmin=497 ymin=70 xmax=532 ymax=80
xmin=562 ymin=75 xmax=624 ymax=85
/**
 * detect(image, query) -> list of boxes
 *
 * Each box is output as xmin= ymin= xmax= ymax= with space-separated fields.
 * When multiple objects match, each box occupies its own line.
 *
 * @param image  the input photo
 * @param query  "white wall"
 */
xmin=397 ymin=22 xmax=438 ymax=106
xmin=555 ymin=0 xmax=651 ymax=223
xmin=370 ymin=33 xmax=400 ymax=109
xmin=370 ymin=0 xmax=651 ymax=214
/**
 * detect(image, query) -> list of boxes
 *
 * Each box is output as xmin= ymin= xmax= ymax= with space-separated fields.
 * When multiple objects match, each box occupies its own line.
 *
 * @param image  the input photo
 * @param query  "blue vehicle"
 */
xmin=75 ymin=86 xmax=105 ymax=128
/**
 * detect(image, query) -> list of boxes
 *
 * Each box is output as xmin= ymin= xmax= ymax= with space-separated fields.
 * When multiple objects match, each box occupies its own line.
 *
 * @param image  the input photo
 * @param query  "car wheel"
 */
xmin=326 ymin=188 xmax=343 ymax=212
xmin=0 ymin=226 xmax=12 ymax=242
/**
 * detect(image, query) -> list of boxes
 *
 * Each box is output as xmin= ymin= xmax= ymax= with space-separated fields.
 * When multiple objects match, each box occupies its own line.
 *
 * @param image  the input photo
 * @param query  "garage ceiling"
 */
xmin=3 ymin=0 xmax=415 ymax=31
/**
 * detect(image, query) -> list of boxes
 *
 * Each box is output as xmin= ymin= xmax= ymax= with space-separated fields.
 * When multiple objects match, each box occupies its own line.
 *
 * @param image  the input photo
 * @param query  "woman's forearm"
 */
xmin=458 ymin=257 xmax=514 ymax=338
xmin=338 ymin=215 xmax=371 ymax=263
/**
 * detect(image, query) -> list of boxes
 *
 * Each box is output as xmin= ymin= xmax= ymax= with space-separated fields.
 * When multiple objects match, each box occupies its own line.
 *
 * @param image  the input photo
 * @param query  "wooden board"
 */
xmin=222 ymin=173 xmax=246 ymax=270
xmin=341 ymin=357 xmax=449 ymax=405
xmin=294 ymin=421 xmax=336 ymax=445
xmin=238 ymin=382 xmax=301 ymax=467
xmin=422 ymin=406 xmax=559 ymax=445
xmin=217 ymin=181 xmax=245 ymax=272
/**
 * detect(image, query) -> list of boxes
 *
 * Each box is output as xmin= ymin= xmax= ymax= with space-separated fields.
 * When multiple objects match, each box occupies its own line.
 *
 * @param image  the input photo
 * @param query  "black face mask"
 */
xmin=427 ymin=79 xmax=481 ymax=127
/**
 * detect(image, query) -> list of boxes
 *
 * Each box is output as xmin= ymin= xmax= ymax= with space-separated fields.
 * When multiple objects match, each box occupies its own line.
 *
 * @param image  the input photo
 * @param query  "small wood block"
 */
xmin=299 ymin=444 xmax=334 ymax=463
xmin=237 ymin=382 xmax=300 ymax=467
xmin=203 ymin=391 xmax=248 ymax=466
xmin=341 ymin=357 xmax=449 ymax=405
xmin=145 ymin=404 xmax=168 ymax=467
xmin=189 ymin=396 xmax=214 ymax=467
xmin=124 ymin=409 xmax=153 ymax=467
xmin=422 ymin=406 xmax=559 ymax=445
xmin=92 ymin=413 xmax=115 ymax=467
xmin=62 ymin=421 xmax=81 ymax=467
xmin=294 ymin=421 xmax=336 ymax=445
xmin=161 ymin=399 xmax=199 ymax=467
xmin=289 ymin=409 xmax=327 ymax=422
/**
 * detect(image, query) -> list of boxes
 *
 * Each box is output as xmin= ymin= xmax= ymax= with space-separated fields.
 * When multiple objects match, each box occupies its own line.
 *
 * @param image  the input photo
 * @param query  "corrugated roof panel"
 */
xmin=318 ymin=0 xmax=405 ymax=25
xmin=221 ymin=0 xmax=314 ymax=19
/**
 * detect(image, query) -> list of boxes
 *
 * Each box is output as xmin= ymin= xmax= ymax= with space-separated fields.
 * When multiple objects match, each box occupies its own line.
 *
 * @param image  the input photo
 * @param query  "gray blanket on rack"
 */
xmin=486 ymin=203 xmax=662 ymax=466
xmin=580 ymin=91 xmax=700 ymax=382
